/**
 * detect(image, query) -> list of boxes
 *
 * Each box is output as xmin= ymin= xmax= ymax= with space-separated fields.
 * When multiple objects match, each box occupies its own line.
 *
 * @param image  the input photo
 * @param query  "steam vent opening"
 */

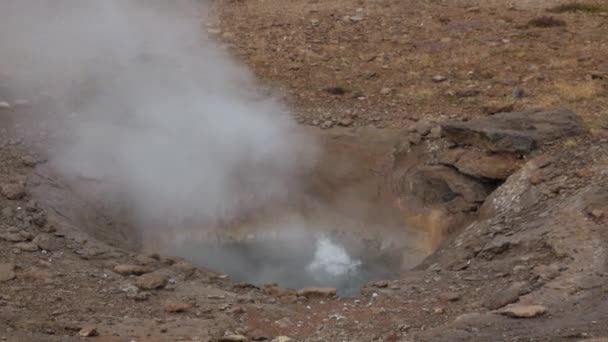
xmin=172 ymin=231 xmax=406 ymax=297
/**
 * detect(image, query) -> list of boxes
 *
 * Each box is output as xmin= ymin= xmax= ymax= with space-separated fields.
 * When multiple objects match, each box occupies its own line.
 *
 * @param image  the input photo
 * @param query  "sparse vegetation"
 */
xmin=553 ymin=81 xmax=601 ymax=102
xmin=549 ymin=2 xmax=606 ymax=13
xmin=527 ymin=15 xmax=567 ymax=28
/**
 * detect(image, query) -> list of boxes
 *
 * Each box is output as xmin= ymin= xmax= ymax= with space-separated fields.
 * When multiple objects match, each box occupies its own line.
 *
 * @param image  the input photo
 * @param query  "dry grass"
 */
xmin=527 ymin=16 xmax=567 ymax=28
xmin=553 ymin=81 xmax=601 ymax=101
xmin=549 ymin=2 xmax=606 ymax=13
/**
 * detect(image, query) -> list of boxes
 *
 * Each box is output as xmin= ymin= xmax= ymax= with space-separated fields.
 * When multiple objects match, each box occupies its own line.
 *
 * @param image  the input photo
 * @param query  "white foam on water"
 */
xmin=307 ymin=237 xmax=362 ymax=276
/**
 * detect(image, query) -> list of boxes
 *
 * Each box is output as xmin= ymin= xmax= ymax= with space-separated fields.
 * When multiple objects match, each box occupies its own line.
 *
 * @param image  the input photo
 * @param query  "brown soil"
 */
xmin=2 ymin=0 xmax=608 ymax=341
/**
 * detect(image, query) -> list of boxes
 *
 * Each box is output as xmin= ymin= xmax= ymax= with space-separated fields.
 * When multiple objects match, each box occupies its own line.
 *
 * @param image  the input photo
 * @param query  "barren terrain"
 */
xmin=1 ymin=0 xmax=608 ymax=341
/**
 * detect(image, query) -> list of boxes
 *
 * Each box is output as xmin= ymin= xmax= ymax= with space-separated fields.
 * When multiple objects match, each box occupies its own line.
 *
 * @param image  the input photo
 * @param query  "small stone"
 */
xmin=429 ymin=125 xmax=442 ymax=138
xmin=274 ymin=317 xmax=293 ymax=329
xmin=439 ymin=291 xmax=461 ymax=302
xmin=32 ymin=212 xmax=47 ymax=227
xmin=163 ymin=301 xmax=192 ymax=313
xmin=408 ymin=133 xmax=422 ymax=145
xmin=0 ymin=263 xmax=16 ymax=283
xmin=372 ymin=280 xmax=389 ymax=288
xmin=33 ymin=233 xmax=61 ymax=251
xmin=114 ymin=264 xmax=152 ymax=276
xmin=2 ymin=184 xmax=26 ymax=200
xmin=320 ymin=120 xmax=334 ymax=129
xmin=466 ymin=6 xmax=481 ymax=12
xmin=380 ymin=87 xmax=392 ymax=95
xmin=134 ymin=272 xmax=168 ymax=290
xmin=484 ymin=281 xmax=530 ymax=310
xmin=0 ymin=233 xmax=26 ymax=243
xmin=0 ymin=101 xmax=11 ymax=109
xmin=414 ymin=121 xmax=432 ymax=136
xmin=434 ymin=307 xmax=445 ymax=314
xmin=219 ymin=335 xmax=247 ymax=342
xmin=512 ymin=88 xmax=526 ymax=99
xmin=455 ymin=89 xmax=480 ymax=97
xmin=483 ymin=102 xmax=515 ymax=115
xmin=432 ymin=75 xmax=447 ymax=83
xmin=349 ymin=15 xmax=364 ymax=22
xmin=338 ymin=118 xmax=354 ymax=127
xmin=498 ymin=304 xmax=547 ymax=318
xmin=21 ymin=156 xmax=37 ymax=167
xmin=310 ymin=19 xmax=320 ymax=26
xmin=14 ymin=242 xmax=39 ymax=252
xmin=297 ymin=287 xmax=337 ymax=298
xmin=272 ymin=337 xmax=293 ymax=342
xmin=78 ymin=326 xmax=98 ymax=337
xmin=591 ymin=209 xmax=604 ymax=219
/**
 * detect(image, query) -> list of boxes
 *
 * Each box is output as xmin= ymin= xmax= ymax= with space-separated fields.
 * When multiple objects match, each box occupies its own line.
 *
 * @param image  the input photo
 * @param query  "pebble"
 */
xmin=320 ymin=120 xmax=334 ymax=129
xmin=297 ymin=287 xmax=337 ymax=298
xmin=134 ymin=272 xmax=168 ymax=290
xmin=1 ymin=184 xmax=26 ymax=200
xmin=498 ymin=304 xmax=547 ymax=318
xmin=272 ymin=337 xmax=293 ymax=342
xmin=78 ymin=326 xmax=98 ymax=337
xmin=0 ymin=101 xmax=11 ymax=109
xmin=432 ymin=75 xmax=447 ymax=83
xmin=20 ymin=156 xmax=37 ymax=167
xmin=219 ymin=335 xmax=247 ymax=342
xmin=380 ymin=87 xmax=392 ymax=95
xmin=114 ymin=264 xmax=152 ymax=276
xmin=338 ymin=118 xmax=354 ymax=127
xmin=163 ymin=301 xmax=192 ymax=313
xmin=0 ymin=263 xmax=16 ymax=283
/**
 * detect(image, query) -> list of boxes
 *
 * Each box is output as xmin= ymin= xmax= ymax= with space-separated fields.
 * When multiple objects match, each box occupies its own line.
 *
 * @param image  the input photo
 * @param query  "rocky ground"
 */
xmin=2 ymin=0 xmax=608 ymax=341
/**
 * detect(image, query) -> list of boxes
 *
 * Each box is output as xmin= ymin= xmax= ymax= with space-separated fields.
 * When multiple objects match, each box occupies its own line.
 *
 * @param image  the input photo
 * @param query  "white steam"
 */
xmin=0 ymin=0 xmax=316 ymax=235
xmin=307 ymin=237 xmax=362 ymax=277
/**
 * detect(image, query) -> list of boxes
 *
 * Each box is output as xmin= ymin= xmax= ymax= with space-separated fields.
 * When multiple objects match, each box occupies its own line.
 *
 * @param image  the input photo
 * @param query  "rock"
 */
xmin=429 ymin=125 xmax=442 ymax=138
xmin=372 ymin=280 xmax=389 ymax=288
xmin=414 ymin=121 xmax=432 ymax=136
xmin=455 ymin=89 xmax=480 ymax=97
xmin=249 ymin=329 xmax=270 ymax=341
xmin=483 ymin=282 xmax=530 ymax=309
xmin=0 ymin=101 xmax=11 ymax=109
xmin=441 ymin=109 xmax=585 ymax=153
xmin=134 ymin=271 xmax=168 ymax=290
xmin=408 ymin=133 xmax=422 ymax=145
xmin=274 ymin=317 xmax=293 ymax=329
xmin=0 ymin=263 xmax=16 ymax=283
xmin=163 ymin=301 xmax=192 ymax=313
xmin=114 ymin=264 xmax=152 ymax=276
xmin=380 ymin=87 xmax=392 ymax=95
xmin=32 ymin=212 xmax=47 ymax=227
xmin=439 ymin=291 xmax=461 ymax=302
xmin=432 ymin=75 xmax=447 ymax=83
xmin=483 ymin=102 xmax=515 ymax=115
xmin=2 ymin=184 xmax=26 ymax=200
xmin=20 ymin=156 xmax=37 ymax=167
xmin=78 ymin=326 xmax=98 ymax=337
xmin=33 ymin=234 xmax=62 ymax=251
xmin=297 ymin=287 xmax=337 ymax=298
xmin=0 ymin=233 xmax=26 ymax=243
xmin=320 ymin=120 xmax=334 ymax=129
xmin=512 ymin=88 xmax=526 ymax=99
xmin=14 ymin=242 xmax=39 ymax=252
xmin=219 ymin=335 xmax=247 ymax=342
xmin=272 ymin=337 xmax=293 ymax=342
xmin=338 ymin=118 xmax=354 ymax=127
xmin=451 ymin=150 xmax=524 ymax=180
xmin=498 ymin=304 xmax=547 ymax=318
xmin=591 ymin=209 xmax=604 ymax=219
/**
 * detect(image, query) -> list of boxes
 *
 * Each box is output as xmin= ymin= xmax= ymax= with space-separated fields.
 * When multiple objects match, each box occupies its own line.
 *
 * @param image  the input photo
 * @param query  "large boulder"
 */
xmin=441 ymin=109 xmax=584 ymax=153
xmin=390 ymin=109 xmax=585 ymax=248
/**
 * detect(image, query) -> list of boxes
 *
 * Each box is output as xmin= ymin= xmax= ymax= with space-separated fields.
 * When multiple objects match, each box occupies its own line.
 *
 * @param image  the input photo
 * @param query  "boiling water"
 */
xmin=175 ymin=232 xmax=402 ymax=296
